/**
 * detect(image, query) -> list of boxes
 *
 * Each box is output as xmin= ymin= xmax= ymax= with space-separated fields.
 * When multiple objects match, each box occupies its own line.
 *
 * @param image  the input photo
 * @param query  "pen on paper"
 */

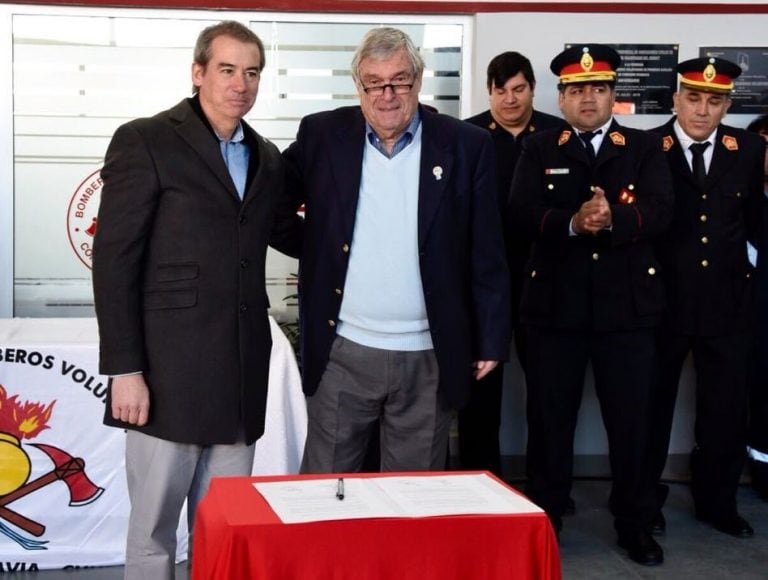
xmin=336 ymin=478 xmax=345 ymax=501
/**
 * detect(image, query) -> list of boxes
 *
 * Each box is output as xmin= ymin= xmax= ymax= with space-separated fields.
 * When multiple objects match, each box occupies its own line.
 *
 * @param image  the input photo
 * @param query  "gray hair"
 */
xmin=350 ymin=27 xmax=424 ymax=85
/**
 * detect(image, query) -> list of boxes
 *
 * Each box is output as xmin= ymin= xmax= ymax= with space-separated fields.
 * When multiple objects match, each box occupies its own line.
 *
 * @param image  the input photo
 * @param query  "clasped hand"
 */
xmin=573 ymin=186 xmax=612 ymax=235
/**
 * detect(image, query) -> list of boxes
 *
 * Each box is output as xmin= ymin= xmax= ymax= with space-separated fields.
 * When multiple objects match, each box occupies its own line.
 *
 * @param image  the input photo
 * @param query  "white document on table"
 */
xmin=253 ymin=473 xmax=542 ymax=524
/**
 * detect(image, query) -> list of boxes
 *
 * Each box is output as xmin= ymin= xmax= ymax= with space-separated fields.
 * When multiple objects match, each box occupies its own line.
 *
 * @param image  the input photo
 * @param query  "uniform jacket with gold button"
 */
xmin=651 ymin=118 xmax=766 ymax=336
xmin=282 ymin=104 xmax=511 ymax=409
xmin=509 ymin=119 xmax=674 ymax=331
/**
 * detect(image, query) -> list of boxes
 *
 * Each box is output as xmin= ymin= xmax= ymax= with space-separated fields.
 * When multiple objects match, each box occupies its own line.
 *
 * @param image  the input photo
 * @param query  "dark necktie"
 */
xmin=689 ymin=142 xmax=711 ymax=191
xmin=579 ymin=130 xmax=601 ymax=165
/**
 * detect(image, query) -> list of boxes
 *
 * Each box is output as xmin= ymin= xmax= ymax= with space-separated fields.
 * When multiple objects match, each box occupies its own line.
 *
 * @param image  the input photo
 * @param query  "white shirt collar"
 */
xmin=673 ymin=120 xmax=716 ymax=150
xmin=575 ymin=117 xmax=613 ymax=153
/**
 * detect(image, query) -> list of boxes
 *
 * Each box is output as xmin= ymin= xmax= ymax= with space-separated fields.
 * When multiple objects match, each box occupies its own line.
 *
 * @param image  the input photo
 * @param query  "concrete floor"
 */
xmin=558 ymin=480 xmax=768 ymax=579
xmin=8 ymin=480 xmax=768 ymax=579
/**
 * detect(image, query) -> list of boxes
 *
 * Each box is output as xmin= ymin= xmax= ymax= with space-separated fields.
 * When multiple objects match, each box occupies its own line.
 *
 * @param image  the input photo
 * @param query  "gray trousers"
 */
xmin=301 ymin=335 xmax=452 ymax=473
xmin=124 ymin=430 xmax=255 ymax=580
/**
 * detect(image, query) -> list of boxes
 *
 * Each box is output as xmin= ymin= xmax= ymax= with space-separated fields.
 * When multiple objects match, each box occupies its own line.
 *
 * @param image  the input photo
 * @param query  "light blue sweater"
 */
xmin=337 ymin=124 xmax=432 ymax=351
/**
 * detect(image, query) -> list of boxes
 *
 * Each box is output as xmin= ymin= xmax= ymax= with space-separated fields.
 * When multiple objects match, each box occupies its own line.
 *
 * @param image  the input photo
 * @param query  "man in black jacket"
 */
xmin=283 ymin=27 xmax=510 ymax=475
xmin=93 ymin=21 xmax=300 ymax=579
xmin=510 ymin=44 xmax=673 ymax=566
xmin=747 ymin=113 xmax=768 ymax=500
xmin=461 ymin=52 xmax=563 ymax=477
xmin=648 ymin=57 xmax=766 ymax=539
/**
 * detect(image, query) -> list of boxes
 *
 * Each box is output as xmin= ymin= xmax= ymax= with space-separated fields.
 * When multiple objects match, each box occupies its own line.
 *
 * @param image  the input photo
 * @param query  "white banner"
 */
xmin=0 ymin=317 xmax=305 ymax=572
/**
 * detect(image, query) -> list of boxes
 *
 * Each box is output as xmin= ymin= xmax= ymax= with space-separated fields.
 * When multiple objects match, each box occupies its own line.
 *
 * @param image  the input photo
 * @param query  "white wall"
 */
xmin=471 ymin=12 xmax=768 ymax=130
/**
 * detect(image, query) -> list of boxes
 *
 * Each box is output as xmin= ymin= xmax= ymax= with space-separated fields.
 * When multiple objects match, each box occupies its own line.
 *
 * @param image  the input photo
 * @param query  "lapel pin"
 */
xmin=433 ymin=166 xmax=443 ymax=181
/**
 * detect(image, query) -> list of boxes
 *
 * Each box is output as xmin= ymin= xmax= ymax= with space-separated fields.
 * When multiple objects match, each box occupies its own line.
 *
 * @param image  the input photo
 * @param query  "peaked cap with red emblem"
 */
xmin=550 ymin=44 xmax=621 ymax=85
xmin=677 ymin=56 xmax=741 ymax=94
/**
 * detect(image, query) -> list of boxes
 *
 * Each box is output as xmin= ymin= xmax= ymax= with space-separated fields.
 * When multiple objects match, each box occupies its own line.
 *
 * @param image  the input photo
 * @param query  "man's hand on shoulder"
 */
xmin=111 ymin=374 xmax=150 ymax=426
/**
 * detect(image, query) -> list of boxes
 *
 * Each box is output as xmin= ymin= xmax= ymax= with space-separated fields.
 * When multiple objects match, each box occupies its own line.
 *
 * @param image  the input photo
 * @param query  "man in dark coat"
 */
xmin=461 ymin=51 xmax=563 ymax=477
xmin=648 ymin=58 xmax=766 ymax=539
xmin=283 ymin=27 xmax=510 ymax=474
xmin=747 ymin=113 xmax=768 ymax=500
xmin=92 ymin=21 xmax=299 ymax=579
xmin=509 ymin=44 xmax=673 ymax=566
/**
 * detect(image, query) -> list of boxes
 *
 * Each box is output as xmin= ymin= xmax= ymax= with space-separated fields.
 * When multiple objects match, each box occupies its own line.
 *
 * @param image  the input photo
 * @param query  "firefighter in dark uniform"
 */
xmin=747 ymin=113 xmax=768 ymax=501
xmin=461 ymin=52 xmax=563 ymax=477
xmin=649 ymin=57 xmax=766 ymax=538
xmin=509 ymin=44 xmax=673 ymax=566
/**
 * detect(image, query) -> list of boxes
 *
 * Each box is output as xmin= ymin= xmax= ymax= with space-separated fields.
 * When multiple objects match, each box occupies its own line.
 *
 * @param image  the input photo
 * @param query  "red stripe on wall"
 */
xmin=9 ymin=1 xmax=768 ymax=15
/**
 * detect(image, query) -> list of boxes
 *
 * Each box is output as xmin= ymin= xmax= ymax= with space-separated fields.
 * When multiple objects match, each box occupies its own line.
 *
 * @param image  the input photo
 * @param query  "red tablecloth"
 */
xmin=192 ymin=472 xmax=561 ymax=580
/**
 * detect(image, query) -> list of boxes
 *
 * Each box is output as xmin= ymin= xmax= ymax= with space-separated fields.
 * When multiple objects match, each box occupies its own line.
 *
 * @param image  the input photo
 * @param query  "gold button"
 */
xmin=648 ymin=267 xmax=656 ymax=275
xmin=701 ymin=260 xmax=709 ymax=268
xmin=342 ymin=243 xmax=350 ymax=253
xmin=700 ymin=214 xmax=707 ymax=222
xmin=335 ymin=288 xmax=342 ymax=295
xmin=328 ymin=320 xmax=336 ymax=327
xmin=592 ymin=253 xmax=599 ymax=261
xmin=701 ymin=236 xmax=709 ymax=244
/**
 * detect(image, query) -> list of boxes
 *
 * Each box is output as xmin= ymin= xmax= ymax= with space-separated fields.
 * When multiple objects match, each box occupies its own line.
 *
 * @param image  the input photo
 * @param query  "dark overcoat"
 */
xmin=93 ymin=98 xmax=294 ymax=445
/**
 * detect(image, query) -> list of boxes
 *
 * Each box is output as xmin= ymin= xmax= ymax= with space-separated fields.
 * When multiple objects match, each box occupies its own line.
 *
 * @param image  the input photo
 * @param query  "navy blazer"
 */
xmin=283 ymin=105 xmax=510 ymax=409
xmin=651 ymin=118 xmax=766 ymax=336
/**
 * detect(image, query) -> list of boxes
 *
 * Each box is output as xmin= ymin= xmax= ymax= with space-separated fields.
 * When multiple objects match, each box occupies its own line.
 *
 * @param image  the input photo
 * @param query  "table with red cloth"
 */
xmin=192 ymin=471 xmax=561 ymax=580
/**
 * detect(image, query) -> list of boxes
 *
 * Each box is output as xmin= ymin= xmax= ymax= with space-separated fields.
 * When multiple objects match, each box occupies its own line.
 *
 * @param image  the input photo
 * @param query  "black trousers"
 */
xmin=456 ymin=329 xmax=527 ymax=477
xmin=524 ymin=326 xmax=657 ymax=533
xmin=648 ymin=331 xmax=749 ymax=517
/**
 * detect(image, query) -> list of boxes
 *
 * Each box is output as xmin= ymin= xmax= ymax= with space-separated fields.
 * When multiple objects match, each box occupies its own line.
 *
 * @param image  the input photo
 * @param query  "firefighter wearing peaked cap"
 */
xmin=509 ymin=42 xmax=674 ymax=566
xmin=648 ymin=56 xmax=766 ymax=540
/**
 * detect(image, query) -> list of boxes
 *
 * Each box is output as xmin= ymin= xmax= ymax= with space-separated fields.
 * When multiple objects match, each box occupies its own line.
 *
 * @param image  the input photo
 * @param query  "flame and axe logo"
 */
xmin=0 ymin=385 xmax=104 ymax=550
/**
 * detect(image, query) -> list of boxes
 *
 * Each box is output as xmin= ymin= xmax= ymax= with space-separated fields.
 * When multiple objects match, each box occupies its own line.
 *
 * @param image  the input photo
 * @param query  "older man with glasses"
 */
xmin=282 ymin=26 xmax=510 ymax=473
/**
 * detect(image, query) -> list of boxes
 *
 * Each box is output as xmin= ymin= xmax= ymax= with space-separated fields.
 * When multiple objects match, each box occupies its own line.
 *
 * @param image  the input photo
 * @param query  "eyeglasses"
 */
xmin=361 ymin=83 xmax=414 ymax=97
